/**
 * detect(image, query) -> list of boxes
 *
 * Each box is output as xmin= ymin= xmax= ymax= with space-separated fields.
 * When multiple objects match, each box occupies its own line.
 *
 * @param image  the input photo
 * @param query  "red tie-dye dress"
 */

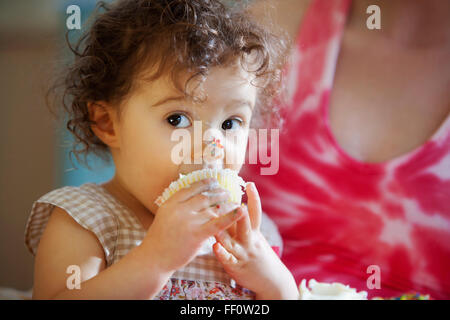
xmin=241 ymin=0 xmax=450 ymax=299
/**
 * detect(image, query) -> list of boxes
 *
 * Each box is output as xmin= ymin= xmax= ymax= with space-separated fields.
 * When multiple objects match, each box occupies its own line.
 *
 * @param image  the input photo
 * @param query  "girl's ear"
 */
xmin=88 ymin=102 xmax=120 ymax=149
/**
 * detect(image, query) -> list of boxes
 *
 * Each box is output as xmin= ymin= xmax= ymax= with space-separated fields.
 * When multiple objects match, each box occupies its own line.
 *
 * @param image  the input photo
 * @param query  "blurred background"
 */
xmin=0 ymin=0 xmax=250 ymax=296
xmin=0 ymin=0 xmax=116 ymax=293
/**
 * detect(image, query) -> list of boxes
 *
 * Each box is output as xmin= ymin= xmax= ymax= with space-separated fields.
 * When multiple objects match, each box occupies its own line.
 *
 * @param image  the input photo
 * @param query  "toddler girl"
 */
xmin=25 ymin=0 xmax=298 ymax=300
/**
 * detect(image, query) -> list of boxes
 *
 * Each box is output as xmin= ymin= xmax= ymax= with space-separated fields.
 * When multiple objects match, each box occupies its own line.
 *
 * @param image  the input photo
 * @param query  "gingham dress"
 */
xmin=24 ymin=182 xmax=283 ymax=300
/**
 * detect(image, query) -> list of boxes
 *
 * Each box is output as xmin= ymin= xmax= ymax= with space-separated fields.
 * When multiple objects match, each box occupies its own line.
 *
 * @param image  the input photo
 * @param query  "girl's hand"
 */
xmin=213 ymin=182 xmax=299 ymax=300
xmin=142 ymin=178 xmax=243 ymax=274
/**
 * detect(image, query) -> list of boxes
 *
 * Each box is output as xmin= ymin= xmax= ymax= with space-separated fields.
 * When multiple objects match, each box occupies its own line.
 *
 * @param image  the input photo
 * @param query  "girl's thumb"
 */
xmin=203 ymin=206 xmax=243 ymax=236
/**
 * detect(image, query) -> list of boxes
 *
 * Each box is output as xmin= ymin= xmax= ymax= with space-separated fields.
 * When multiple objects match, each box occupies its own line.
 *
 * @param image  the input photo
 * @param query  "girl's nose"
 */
xmin=178 ymin=131 xmax=225 ymax=175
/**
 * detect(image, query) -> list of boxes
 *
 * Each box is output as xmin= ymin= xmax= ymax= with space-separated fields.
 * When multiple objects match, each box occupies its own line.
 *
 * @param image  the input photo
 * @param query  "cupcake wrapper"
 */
xmin=155 ymin=168 xmax=246 ymax=207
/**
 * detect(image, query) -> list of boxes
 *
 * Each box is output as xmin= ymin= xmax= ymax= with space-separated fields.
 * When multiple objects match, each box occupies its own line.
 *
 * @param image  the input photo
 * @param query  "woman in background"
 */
xmin=242 ymin=0 xmax=450 ymax=299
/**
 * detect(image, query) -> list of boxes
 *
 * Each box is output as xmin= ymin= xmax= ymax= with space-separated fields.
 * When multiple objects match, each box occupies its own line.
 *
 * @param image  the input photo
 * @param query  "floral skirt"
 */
xmin=154 ymin=278 xmax=255 ymax=300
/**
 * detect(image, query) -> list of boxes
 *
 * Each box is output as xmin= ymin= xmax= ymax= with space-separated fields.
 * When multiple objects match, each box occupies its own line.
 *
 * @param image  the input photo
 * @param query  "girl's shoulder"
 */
xmin=24 ymin=183 xmax=120 ymax=266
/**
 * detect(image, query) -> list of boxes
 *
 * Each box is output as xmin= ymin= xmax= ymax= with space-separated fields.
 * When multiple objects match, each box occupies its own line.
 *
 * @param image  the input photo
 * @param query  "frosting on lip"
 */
xmin=203 ymin=137 xmax=225 ymax=164
xmin=177 ymin=137 xmax=225 ymax=174
xmin=298 ymin=279 xmax=368 ymax=300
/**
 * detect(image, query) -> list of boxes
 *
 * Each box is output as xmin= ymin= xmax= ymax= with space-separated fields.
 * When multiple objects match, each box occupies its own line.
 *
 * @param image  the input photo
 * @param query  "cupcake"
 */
xmin=298 ymin=279 xmax=368 ymax=300
xmin=155 ymin=168 xmax=246 ymax=207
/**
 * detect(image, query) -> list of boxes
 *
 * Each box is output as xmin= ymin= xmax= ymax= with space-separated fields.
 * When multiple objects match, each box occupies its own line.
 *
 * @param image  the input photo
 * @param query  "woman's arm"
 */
xmin=33 ymin=207 xmax=172 ymax=299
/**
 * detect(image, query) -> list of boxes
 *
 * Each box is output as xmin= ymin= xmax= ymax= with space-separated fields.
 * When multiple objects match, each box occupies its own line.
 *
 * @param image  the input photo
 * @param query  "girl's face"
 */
xmin=107 ymin=64 xmax=257 ymax=214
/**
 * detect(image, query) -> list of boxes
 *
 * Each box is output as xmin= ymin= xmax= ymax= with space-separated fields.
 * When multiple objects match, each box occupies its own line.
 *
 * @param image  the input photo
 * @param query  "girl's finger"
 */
xmin=214 ymin=204 xmax=238 ymax=238
xmin=225 ymin=221 xmax=237 ymax=238
xmin=235 ymin=205 xmax=252 ymax=243
xmin=212 ymin=201 xmax=241 ymax=216
xmin=201 ymin=204 xmax=243 ymax=237
xmin=213 ymin=242 xmax=238 ymax=266
xmin=246 ymin=182 xmax=262 ymax=230
xmin=214 ymin=230 xmax=233 ymax=250
xmin=197 ymin=208 xmax=219 ymax=222
xmin=214 ymin=232 xmax=247 ymax=260
xmin=198 ymin=202 xmax=239 ymax=222
xmin=184 ymin=189 xmax=230 ymax=212
xmin=170 ymin=178 xmax=220 ymax=203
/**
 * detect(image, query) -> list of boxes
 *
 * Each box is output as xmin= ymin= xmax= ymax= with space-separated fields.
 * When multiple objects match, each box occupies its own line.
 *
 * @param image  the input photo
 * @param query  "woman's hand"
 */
xmin=142 ymin=178 xmax=244 ymax=274
xmin=213 ymin=182 xmax=299 ymax=300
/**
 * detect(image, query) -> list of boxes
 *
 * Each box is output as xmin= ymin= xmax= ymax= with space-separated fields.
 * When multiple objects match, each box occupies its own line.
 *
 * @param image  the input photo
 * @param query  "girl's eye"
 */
xmin=166 ymin=114 xmax=191 ymax=128
xmin=222 ymin=118 xmax=242 ymax=131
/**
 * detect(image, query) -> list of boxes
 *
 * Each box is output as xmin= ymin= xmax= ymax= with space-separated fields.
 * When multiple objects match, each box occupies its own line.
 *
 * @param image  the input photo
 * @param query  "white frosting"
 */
xmin=298 ymin=279 xmax=368 ymax=300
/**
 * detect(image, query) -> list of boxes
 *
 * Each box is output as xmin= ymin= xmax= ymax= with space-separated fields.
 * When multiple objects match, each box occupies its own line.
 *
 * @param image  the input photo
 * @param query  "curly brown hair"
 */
xmin=48 ymin=0 xmax=288 ymax=168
